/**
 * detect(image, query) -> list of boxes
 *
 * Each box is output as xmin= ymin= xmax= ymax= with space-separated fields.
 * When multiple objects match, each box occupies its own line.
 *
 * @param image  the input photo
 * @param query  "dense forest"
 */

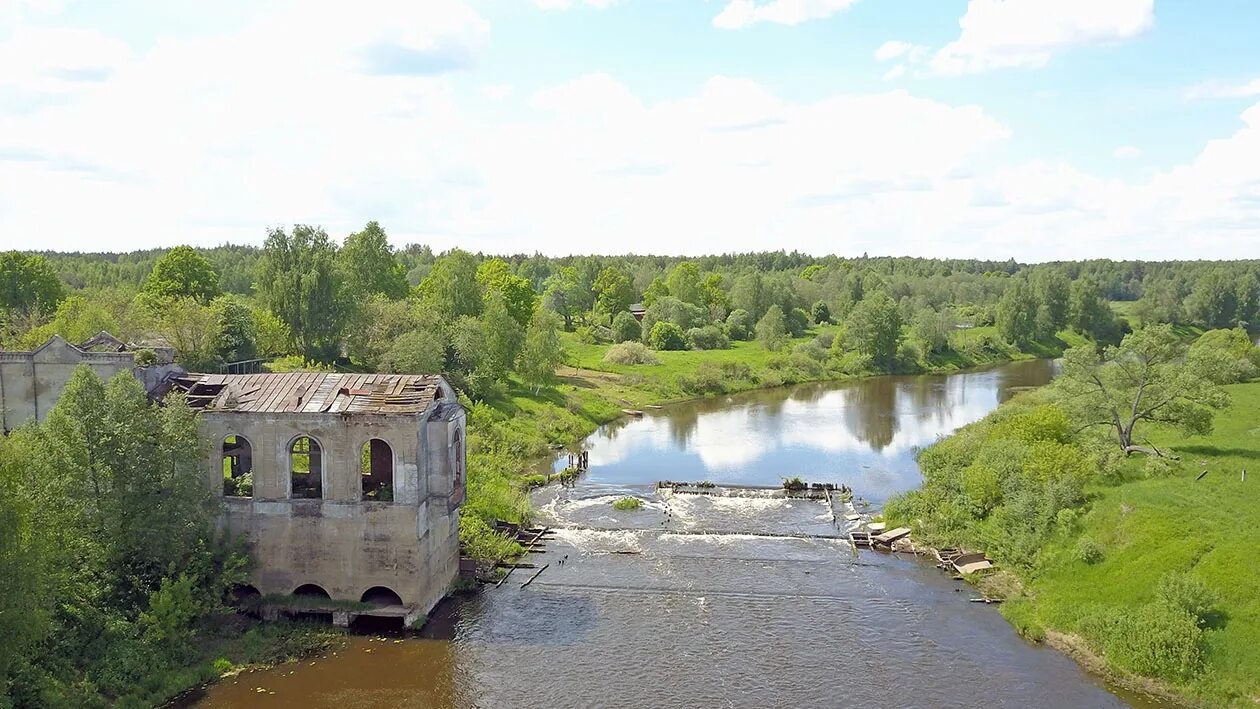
xmin=4 ymin=226 xmax=1260 ymax=705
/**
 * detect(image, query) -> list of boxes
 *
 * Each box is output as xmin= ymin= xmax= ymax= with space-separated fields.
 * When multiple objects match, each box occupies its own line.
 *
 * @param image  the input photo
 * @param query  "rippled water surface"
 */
xmin=196 ymin=360 xmax=1153 ymax=708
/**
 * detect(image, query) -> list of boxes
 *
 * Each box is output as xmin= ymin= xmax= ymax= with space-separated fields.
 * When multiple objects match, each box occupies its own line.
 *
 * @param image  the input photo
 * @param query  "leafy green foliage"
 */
xmin=843 ymin=291 xmax=901 ymax=369
xmin=0 ymin=366 xmax=248 ymax=706
xmin=1057 ymin=324 xmax=1230 ymax=451
xmin=477 ymin=258 xmax=538 ymax=326
xmin=419 ymin=248 xmax=483 ymax=320
xmin=611 ymin=497 xmax=644 ymax=511
xmin=255 ymin=225 xmax=347 ymax=363
xmin=755 ymin=304 xmax=788 ymax=351
xmin=604 ymin=341 xmax=660 ymax=365
xmin=520 ymin=309 xmax=565 ymax=392
xmin=648 ymin=321 xmax=688 ymax=351
xmin=0 ymin=251 xmax=66 ymax=317
xmin=611 ymin=310 xmax=641 ymax=343
xmin=143 ymin=246 xmax=222 ymax=303
xmin=339 ymin=221 xmax=408 ymax=300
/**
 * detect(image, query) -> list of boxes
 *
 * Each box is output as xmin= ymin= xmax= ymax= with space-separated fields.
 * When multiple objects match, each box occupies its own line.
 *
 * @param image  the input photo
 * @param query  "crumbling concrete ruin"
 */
xmin=2 ymin=334 xmax=466 ymax=626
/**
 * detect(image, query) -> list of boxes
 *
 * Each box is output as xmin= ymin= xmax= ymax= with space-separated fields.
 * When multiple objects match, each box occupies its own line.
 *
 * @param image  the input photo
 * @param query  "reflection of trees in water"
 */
xmin=903 ymin=375 xmax=952 ymax=429
xmin=995 ymin=359 xmax=1057 ymax=403
xmin=667 ymin=405 xmax=701 ymax=448
xmin=842 ymin=377 xmax=898 ymax=451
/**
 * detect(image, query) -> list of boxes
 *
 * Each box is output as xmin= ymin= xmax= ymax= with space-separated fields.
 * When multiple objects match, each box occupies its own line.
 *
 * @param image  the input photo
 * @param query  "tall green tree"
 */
xmin=1186 ymin=270 xmax=1241 ymax=329
xmin=996 ymin=279 xmax=1039 ymax=346
xmin=255 ymin=225 xmax=347 ymax=363
xmin=1069 ymin=279 xmax=1125 ymax=346
xmin=339 ymin=221 xmax=408 ymax=300
xmin=665 ymin=261 xmax=704 ymax=306
xmin=542 ymin=267 xmax=583 ymax=331
xmin=520 ymin=309 xmax=565 ymax=393
xmin=143 ymin=246 xmax=222 ymax=303
xmin=593 ymin=267 xmax=635 ymax=320
xmin=755 ymin=304 xmax=788 ymax=351
xmin=476 ymin=258 xmax=537 ymax=326
xmin=1056 ymin=324 xmax=1230 ymax=454
xmin=845 ymin=291 xmax=903 ymax=369
xmin=419 ymin=249 xmax=483 ymax=321
xmin=1031 ymin=269 xmax=1070 ymax=337
xmin=0 ymin=251 xmax=66 ymax=319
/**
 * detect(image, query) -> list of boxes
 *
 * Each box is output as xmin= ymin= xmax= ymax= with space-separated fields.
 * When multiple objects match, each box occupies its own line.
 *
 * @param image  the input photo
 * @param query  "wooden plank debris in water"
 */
xmin=951 ymin=552 xmax=993 ymax=575
xmin=866 ymin=522 xmax=887 ymax=533
xmin=520 ymin=563 xmax=550 ymax=589
xmin=872 ymin=527 xmax=911 ymax=545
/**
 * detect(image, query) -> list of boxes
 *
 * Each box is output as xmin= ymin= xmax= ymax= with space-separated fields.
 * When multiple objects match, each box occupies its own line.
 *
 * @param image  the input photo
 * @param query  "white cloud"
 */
xmin=874 ymin=40 xmax=926 ymax=63
xmin=535 ymin=0 xmax=619 ymax=9
xmin=1185 ymin=77 xmax=1260 ymax=100
xmin=713 ymin=0 xmax=860 ymax=30
xmin=1113 ymin=146 xmax=1141 ymax=159
xmin=931 ymin=0 xmax=1154 ymax=75
xmin=882 ymin=64 xmax=906 ymax=81
xmin=2 ymin=1 xmax=1260 ymax=261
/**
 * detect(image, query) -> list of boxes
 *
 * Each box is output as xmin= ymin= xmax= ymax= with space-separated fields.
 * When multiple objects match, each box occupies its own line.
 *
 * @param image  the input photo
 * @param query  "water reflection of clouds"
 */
xmin=581 ymin=363 xmax=1054 ymax=490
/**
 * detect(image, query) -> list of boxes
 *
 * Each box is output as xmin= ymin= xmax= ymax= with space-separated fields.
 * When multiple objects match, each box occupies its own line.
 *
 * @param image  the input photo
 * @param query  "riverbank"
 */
xmin=461 ymin=326 xmax=1082 ymax=555
xmin=888 ymin=379 xmax=1260 ymax=707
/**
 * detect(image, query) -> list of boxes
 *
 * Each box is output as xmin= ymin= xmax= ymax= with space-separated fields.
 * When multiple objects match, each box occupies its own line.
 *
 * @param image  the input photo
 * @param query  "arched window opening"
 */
xmin=359 ymin=586 xmax=403 ymax=608
xmin=290 ymin=436 xmax=323 ymax=499
xmin=360 ymin=438 xmax=394 ymax=501
xmin=293 ymin=583 xmax=331 ymax=600
xmin=222 ymin=435 xmax=253 ymax=497
xmin=229 ymin=584 xmax=262 ymax=614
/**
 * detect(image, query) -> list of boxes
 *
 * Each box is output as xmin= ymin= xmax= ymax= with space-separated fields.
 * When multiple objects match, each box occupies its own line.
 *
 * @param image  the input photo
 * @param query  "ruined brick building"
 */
xmin=2 ymin=335 xmax=466 ymax=626
xmin=169 ymin=371 xmax=466 ymax=625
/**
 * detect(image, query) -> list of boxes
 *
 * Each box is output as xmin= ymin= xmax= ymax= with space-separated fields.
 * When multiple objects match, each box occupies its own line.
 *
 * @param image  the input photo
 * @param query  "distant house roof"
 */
xmin=80 ymin=331 xmax=128 ymax=352
xmin=629 ymin=303 xmax=646 ymax=313
xmin=170 ymin=372 xmax=446 ymax=415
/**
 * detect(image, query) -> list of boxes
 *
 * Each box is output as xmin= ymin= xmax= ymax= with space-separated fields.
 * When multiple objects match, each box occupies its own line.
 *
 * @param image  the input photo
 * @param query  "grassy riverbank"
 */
xmin=460 ymin=325 xmax=1079 ymax=556
xmin=887 ymin=378 xmax=1260 ymax=707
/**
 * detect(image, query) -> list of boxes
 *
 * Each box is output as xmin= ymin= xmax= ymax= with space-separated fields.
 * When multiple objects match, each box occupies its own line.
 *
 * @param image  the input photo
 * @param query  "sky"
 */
xmin=2 ymin=0 xmax=1259 ymax=261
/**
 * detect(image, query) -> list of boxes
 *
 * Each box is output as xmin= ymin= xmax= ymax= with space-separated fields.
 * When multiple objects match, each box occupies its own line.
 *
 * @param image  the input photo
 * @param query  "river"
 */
xmin=195 ymin=359 xmax=1155 ymax=708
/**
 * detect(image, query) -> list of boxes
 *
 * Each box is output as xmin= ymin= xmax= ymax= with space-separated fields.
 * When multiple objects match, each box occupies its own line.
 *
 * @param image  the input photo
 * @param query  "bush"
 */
xmin=648 ymin=321 xmax=688 ymax=351
xmin=811 ymin=300 xmax=832 ymax=325
xmin=459 ymin=512 xmax=523 ymax=561
xmin=726 ymin=309 xmax=754 ymax=340
xmin=786 ymin=307 xmax=810 ymax=337
xmin=133 ymin=348 xmax=157 ymax=367
xmin=611 ymin=311 xmax=641 ymax=343
xmin=687 ymin=325 xmax=729 ymax=350
xmin=611 ymin=497 xmax=644 ymax=511
xmin=604 ymin=341 xmax=660 ymax=365
xmin=1104 ymin=603 xmax=1206 ymax=681
xmin=678 ymin=361 xmax=753 ymax=396
xmin=1156 ymin=573 xmax=1218 ymax=627
xmin=1075 ymin=538 xmax=1104 ymax=564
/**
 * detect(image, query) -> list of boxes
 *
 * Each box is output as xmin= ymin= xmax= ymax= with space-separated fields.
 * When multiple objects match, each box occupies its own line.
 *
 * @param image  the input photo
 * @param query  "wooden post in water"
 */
xmin=520 ymin=563 xmax=550 ymax=589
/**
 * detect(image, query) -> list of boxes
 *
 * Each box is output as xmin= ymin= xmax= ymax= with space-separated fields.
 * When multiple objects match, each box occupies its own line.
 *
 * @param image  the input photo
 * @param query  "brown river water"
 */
xmin=194 ymin=360 xmax=1162 ymax=708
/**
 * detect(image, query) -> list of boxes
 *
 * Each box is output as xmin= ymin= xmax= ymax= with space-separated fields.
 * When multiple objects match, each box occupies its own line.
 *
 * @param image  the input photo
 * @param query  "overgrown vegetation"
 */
xmin=611 ymin=497 xmax=644 ymax=511
xmin=0 ymin=367 xmax=305 ymax=707
xmin=885 ymin=326 xmax=1260 ymax=705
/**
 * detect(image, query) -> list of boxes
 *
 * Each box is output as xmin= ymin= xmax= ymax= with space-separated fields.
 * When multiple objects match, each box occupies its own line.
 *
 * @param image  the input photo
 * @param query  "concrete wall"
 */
xmin=199 ymin=403 xmax=466 ymax=617
xmin=0 ymin=336 xmax=135 ymax=431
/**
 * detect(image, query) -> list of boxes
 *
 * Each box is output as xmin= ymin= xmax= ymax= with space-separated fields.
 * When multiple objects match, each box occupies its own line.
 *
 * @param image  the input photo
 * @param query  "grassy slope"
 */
xmin=1009 ymin=382 xmax=1260 ymax=705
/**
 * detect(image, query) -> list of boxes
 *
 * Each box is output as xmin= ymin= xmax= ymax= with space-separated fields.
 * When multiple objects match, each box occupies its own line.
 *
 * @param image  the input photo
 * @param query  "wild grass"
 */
xmin=1018 ymin=381 xmax=1260 ymax=704
xmin=611 ymin=496 xmax=644 ymax=511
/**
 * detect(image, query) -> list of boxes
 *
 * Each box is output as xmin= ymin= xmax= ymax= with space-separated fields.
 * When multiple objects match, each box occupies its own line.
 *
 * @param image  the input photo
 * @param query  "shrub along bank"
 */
xmin=885 ymin=328 xmax=1260 ymax=706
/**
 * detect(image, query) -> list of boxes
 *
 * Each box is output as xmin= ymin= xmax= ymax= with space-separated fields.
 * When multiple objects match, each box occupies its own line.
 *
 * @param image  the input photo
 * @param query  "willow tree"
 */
xmin=1056 ymin=324 xmax=1230 ymax=454
xmin=255 ymin=225 xmax=347 ymax=363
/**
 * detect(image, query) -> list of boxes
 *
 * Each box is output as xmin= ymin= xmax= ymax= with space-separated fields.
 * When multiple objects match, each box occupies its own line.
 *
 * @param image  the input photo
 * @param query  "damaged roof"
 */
xmin=169 ymin=372 xmax=446 ymax=415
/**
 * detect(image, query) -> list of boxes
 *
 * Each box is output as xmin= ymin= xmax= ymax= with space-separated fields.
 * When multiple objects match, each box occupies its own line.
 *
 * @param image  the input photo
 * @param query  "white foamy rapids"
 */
xmin=550 ymin=528 xmax=645 ymax=554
